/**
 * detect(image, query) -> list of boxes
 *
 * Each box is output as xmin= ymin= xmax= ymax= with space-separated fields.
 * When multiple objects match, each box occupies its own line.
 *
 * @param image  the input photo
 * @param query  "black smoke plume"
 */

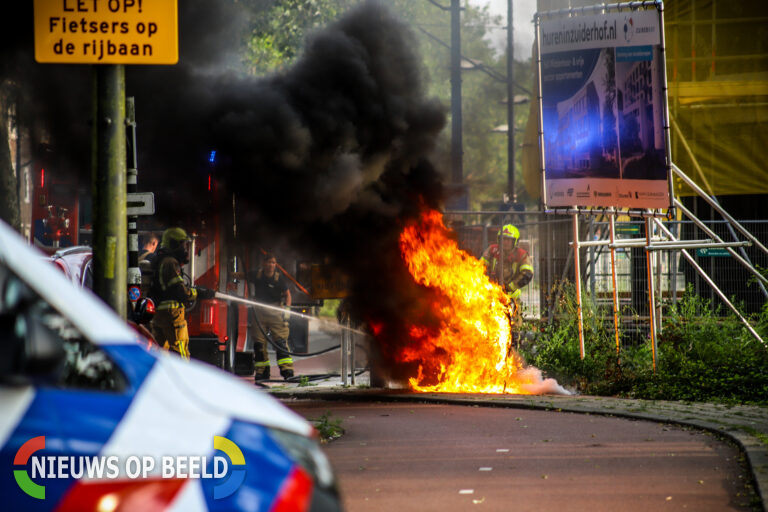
xmin=200 ymin=2 xmax=448 ymax=381
xmin=2 ymin=1 xmax=448 ymax=382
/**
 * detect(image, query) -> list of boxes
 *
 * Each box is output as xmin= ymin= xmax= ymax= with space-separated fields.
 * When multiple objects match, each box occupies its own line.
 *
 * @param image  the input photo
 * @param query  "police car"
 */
xmin=0 ymin=220 xmax=341 ymax=511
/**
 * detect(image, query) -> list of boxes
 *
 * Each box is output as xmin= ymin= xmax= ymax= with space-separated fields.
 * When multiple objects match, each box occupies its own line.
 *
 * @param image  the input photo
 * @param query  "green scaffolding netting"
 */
xmin=524 ymin=0 xmax=768 ymax=199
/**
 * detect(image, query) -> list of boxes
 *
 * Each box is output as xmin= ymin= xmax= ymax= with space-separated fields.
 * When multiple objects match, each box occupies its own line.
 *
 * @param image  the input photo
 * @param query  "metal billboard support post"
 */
xmin=572 ymin=214 xmax=585 ymax=360
xmin=609 ymin=214 xmax=621 ymax=361
xmin=658 ymin=0 xmax=675 ymax=216
xmin=656 ymin=238 xmax=664 ymax=334
xmin=349 ymin=318 xmax=356 ymax=386
xmin=645 ymin=215 xmax=658 ymax=371
xmin=534 ymin=13 xmax=547 ymax=209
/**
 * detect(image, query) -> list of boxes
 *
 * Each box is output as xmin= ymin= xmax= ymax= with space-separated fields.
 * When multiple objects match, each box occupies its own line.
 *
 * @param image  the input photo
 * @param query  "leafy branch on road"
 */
xmin=310 ymin=411 xmax=344 ymax=443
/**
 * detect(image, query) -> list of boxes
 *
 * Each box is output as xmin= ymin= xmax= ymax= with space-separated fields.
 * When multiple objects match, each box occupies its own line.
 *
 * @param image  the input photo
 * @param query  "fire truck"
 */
xmin=174 ymin=151 xmax=318 ymax=374
xmin=183 ymin=212 xmax=317 ymax=374
xmin=30 ymin=147 xmax=317 ymax=374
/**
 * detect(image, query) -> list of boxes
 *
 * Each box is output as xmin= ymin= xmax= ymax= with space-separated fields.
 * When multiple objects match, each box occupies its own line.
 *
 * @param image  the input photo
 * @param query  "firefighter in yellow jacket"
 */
xmin=481 ymin=224 xmax=534 ymax=335
xmin=149 ymin=227 xmax=213 ymax=359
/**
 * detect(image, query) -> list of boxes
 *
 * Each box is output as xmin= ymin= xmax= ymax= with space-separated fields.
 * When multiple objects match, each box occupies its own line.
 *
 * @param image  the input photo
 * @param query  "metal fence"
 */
xmin=584 ymin=219 xmax=768 ymax=316
xmin=447 ymin=211 xmax=768 ymax=336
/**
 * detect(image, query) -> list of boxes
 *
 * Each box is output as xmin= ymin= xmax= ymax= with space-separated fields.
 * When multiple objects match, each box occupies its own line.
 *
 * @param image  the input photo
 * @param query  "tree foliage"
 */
xmin=244 ymin=0 xmax=352 ymax=75
xmin=388 ymin=0 xmax=534 ymax=208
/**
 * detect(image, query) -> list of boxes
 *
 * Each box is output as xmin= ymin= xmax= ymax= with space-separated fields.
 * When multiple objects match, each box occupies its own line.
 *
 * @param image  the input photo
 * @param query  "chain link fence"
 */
xmin=447 ymin=211 xmax=768 ymax=344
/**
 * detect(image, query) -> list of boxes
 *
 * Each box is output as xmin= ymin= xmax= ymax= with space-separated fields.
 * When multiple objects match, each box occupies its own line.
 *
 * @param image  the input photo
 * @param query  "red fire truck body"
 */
xmin=185 ymin=223 xmax=253 ymax=373
xmin=31 ymin=164 xmax=82 ymax=251
xmin=29 ymin=152 xmax=308 ymax=375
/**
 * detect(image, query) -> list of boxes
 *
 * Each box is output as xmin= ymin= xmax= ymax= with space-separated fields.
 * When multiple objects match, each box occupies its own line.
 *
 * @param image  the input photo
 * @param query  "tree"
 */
xmin=390 ymin=0 xmax=533 ymax=208
xmin=242 ymin=0 xmax=534 ymax=209
xmin=245 ymin=0 xmax=352 ymax=75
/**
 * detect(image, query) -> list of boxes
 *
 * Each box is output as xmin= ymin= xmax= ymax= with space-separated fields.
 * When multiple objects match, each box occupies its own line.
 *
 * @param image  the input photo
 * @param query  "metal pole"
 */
xmin=349 ymin=317 xmax=355 ymax=386
xmin=658 ymin=2 xmax=676 ymax=214
xmin=92 ymin=65 xmax=127 ymax=319
xmin=450 ymin=0 xmax=463 ymax=184
xmin=507 ymin=0 xmax=516 ymax=202
xmin=340 ymin=326 xmax=348 ymax=386
xmin=609 ymin=215 xmax=621 ymax=360
xmin=656 ymin=232 xmax=663 ymax=335
xmin=573 ymin=214 xmax=585 ymax=359
xmin=671 ymin=219 xmax=680 ymax=306
xmin=534 ymin=14 xmax=548 ymax=209
xmin=126 ymin=97 xmax=140 ymax=308
xmin=588 ymin=219 xmax=596 ymax=296
xmin=544 ymin=216 xmax=555 ymax=325
xmin=653 ymin=219 xmax=766 ymax=347
xmin=645 ymin=216 xmax=658 ymax=371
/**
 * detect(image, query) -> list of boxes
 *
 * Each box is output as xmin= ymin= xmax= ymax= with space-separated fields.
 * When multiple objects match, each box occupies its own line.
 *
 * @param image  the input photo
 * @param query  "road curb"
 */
xmin=270 ymin=388 xmax=768 ymax=511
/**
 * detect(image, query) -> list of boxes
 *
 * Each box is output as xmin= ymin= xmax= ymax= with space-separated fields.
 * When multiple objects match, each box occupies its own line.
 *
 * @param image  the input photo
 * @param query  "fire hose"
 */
xmin=213 ymin=291 xmax=369 ymax=359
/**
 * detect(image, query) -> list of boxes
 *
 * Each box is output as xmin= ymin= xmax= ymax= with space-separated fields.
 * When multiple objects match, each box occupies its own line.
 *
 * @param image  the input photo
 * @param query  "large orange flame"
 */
xmin=398 ymin=209 xmax=542 ymax=394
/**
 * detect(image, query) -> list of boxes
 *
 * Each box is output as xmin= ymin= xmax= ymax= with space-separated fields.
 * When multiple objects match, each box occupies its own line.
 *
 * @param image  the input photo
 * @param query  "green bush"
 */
xmin=520 ymin=283 xmax=768 ymax=404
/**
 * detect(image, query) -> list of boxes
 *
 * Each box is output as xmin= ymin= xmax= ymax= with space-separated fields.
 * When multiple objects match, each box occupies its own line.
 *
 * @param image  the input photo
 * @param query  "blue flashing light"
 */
xmin=209 ymin=150 xmax=217 ymax=164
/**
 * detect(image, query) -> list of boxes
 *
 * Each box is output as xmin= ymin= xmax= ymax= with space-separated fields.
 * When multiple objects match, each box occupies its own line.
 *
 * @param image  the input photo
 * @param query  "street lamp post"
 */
xmin=450 ymin=0 xmax=463 ymax=186
xmin=507 ymin=0 xmax=516 ymax=203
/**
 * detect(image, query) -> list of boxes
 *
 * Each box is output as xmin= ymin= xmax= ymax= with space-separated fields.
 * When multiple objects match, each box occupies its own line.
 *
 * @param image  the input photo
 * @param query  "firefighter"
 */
xmin=148 ymin=227 xmax=214 ymax=359
xmin=247 ymin=253 xmax=294 ymax=381
xmin=481 ymin=224 xmax=534 ymax=340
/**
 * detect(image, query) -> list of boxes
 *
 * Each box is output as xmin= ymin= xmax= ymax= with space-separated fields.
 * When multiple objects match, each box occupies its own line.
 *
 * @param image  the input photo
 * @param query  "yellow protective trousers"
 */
xmin=150 ymin=307 xmax=190 ymax=360
xmin=249 ymin=308 xmax=293 ymax=371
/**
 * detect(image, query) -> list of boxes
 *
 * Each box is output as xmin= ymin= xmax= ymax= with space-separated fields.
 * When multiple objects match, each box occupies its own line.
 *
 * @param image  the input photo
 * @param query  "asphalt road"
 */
xmin=286 ymin=400 xmax=759 ymax=512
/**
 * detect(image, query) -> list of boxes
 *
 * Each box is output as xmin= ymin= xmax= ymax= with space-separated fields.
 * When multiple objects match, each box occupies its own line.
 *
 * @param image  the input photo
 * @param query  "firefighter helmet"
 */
xmin=160 ymin=227 xmax=191 ymax=264
xmin=161 ymin=227 xmax=189 ymax=250
xmin=499 ymin=224 xmax=520 ymax=248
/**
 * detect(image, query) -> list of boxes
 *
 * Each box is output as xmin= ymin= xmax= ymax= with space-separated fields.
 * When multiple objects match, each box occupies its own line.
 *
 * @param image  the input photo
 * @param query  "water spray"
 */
xmin=212 ymin=291 xmax=369 ymax=337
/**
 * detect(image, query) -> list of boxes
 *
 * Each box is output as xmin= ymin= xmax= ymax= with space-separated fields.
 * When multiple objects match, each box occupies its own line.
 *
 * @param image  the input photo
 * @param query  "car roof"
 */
xmin=0 ymin=220 xmax=136 ymax=345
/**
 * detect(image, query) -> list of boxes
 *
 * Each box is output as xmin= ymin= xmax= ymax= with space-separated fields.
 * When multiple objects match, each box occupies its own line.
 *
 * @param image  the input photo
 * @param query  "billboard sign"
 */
xmin=538 ymin=6 xmax=671 ymax=210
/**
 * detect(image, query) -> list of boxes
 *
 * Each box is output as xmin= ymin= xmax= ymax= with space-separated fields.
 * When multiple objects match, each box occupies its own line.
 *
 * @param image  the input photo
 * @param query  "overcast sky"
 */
xmin=468 ymin=0 xmax=537 ymax=59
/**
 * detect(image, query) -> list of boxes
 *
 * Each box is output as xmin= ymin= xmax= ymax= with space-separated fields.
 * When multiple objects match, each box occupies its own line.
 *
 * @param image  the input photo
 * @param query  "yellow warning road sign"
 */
xmin=34 ymin=0 xmax=178 ymax=64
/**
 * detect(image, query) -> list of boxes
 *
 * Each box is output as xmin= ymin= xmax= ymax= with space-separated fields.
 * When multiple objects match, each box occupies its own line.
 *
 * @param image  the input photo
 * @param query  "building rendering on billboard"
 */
xmin=537 ymin=5 xmax=672 ymax=210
